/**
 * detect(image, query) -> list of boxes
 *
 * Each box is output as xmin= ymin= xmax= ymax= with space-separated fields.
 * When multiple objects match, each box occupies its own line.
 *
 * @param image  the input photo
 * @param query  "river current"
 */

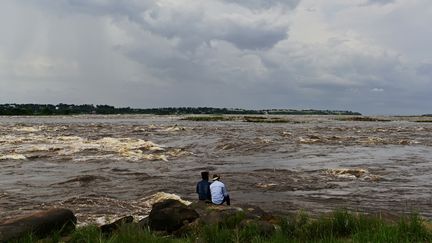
xmin=1 ymin=115 xmax=431 ymax=224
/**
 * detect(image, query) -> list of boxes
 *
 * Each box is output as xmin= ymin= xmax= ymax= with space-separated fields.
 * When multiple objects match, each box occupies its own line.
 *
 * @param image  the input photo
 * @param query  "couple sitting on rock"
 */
xmin=196 ymin=171 xmax=230 ymax=206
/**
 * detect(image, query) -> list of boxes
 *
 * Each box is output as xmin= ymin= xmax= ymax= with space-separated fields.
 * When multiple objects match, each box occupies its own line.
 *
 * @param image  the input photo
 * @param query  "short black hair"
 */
xmin=201 ymin=171 xmax=209 ymax=180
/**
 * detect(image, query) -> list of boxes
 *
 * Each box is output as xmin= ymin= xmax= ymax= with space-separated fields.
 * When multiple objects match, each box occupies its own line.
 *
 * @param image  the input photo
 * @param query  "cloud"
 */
xmin=366 ymin=0 xmax=395 ymax=5
xmin=137 ymin=0 xmax=291 ymax=50
xmin=221 ymin=0 xmax=301 ymax=9
xmin=0 ymin=0 xmax=431 ymax=115
xmin=23 ymin=0 xmax=290 ymax=51
xmin=417 ymin=62 xmax=432 ymax=77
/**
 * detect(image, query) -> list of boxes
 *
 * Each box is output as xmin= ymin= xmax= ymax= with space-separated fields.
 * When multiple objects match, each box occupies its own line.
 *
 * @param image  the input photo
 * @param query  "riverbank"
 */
xmin=4 ymin=199 xmax=432 ymax=243
xmin=66 ymin=211 xmax=431 ymax=243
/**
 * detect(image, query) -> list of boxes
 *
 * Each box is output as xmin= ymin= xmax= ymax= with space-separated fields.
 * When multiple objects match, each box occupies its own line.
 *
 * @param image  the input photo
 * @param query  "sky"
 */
xmin=0 ymin=0 xmax=431 ymax=115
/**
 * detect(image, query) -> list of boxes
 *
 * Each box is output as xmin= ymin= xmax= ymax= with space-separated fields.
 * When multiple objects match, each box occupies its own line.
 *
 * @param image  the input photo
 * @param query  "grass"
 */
xmin=66 ymin=224 xmax=183 ymax=243
xmin=14 ymin=210 xmax=432 ymax=243
xmin=274 ymin=210 xmax=432 ymax=243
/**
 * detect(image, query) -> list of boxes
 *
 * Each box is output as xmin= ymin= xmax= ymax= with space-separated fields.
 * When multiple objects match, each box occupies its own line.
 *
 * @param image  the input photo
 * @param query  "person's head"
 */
xmin=212 ymin=174 xmax=220 ymax=181
xmin=201 ymin=171 xmax=209 ymax=180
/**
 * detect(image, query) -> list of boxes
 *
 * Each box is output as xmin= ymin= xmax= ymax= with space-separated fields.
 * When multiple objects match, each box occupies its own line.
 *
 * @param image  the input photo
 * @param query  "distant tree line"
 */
xmin=0 ymin=104 xmax=362 ymax=116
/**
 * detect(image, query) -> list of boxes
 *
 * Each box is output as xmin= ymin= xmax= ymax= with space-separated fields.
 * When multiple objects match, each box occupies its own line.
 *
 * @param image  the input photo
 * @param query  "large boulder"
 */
xmin=149 ymin=199 xmax=199 ymax=233
xmin=191 ymin=202 xmax=278 ymax=233
xmin=239 ymin=219 xmax=275 ymax=236
xmin=0 ymin=208 xmax=76 ymax=242
xmin=237 ymin=204 xmax=279 ymax=223
xmin=100 ymin=216 xmax=134 ymax=234
xmin=199 ymin=206 xmax=244 ymax=226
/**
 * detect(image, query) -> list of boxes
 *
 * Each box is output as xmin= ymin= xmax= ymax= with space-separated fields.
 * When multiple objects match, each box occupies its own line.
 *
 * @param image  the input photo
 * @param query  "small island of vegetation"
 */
xmin=0 ymin=104 xmax=362 ymax=116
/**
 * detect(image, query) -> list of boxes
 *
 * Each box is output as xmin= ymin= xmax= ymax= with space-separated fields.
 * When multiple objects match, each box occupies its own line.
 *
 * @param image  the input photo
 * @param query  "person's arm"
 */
xmin=196 ymin=182 xmax=199 ymax=194
xmin=207 ymin=183 xmax=211 ymax=199
xmin=222 ymin=184 xmax=229 ymax=197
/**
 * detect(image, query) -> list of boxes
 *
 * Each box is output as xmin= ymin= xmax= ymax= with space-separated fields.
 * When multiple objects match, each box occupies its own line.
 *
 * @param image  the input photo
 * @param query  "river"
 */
xmin=1 ymin=115 xmax=431 ymax=224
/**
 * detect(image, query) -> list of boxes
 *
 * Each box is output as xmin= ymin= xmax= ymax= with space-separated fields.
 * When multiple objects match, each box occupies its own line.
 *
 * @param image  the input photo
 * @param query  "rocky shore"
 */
xmin=0 ymin=196 xmax=277 ymax=242
xmin=2 ymin=193 xmax=432 ymax=242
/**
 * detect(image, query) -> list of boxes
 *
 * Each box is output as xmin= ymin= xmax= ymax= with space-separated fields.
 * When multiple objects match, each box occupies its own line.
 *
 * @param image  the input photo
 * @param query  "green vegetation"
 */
xmin=415 ymin=120 xmax=432 ymax=123
xmin=182 ymin=116 xmax=304 ymax=123
xmin=242 ymin=116 xmax=302 ymax=123
xmin=335 ymin=116 xmax=391 ymax=122
xmin=181 ymin=116 xmax=235 ymax=122
xmin=0 ymin=104 xmax=361 ymax=116
xmin=16 ymin=210 xmax=432 ymax=243
xmin=276 ymin=211 xmax=431 ymax=243
xmin=68 ymin=225 xmax=182 ymax=243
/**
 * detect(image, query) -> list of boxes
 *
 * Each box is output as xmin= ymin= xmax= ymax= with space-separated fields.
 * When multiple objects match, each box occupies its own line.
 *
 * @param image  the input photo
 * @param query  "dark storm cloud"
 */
xmin=136 ymin=2 xmax=289 ymax=51
xmin=29 ymin=0 xmax=288 ymax=51
xmin=222 ymin=24 xmax=287 ymax=50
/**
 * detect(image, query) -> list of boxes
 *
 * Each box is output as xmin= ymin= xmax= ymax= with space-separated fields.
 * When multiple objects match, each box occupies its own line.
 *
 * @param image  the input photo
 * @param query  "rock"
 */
xmin=0 ymin=208 xmax=76 ymax=242
xmin=199 ymin=205 xmax=244 ymax=227
xmin=200 ymin=210 xmax=225 ymax=225
xmin=240 ymin=219 xmax=275 ymax=236
xmin=238 ymin=204 xmax=271 ymax=220
xmin=145 ymin=192 xmax=192 ymax=207
xmin=100 ymin=216 xmax=134 ymax=234
xmin=149 ymin=199 xmax=199 ymax=233
xmin=173 ymin=218 xmax=200 ymax=237
xmin=138 ymin=216 xmax=149 ymax=229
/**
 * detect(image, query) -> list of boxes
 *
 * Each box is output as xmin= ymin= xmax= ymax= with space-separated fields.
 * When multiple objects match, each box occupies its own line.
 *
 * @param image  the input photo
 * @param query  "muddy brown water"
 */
xmin=1 ymin=115 xmax=432 ymax=224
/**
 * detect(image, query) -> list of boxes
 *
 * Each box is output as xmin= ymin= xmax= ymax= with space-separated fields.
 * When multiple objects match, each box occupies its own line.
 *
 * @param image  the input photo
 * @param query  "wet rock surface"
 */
xmin=0 ymin=208 xmax=76 ymax=242
xmin=149 ymin=199 xmax=199 ymax=232
xmin=0 ymin=197 xmax=282 ymax=241
xmin=100 ymin=215 xmax=134 ymax=234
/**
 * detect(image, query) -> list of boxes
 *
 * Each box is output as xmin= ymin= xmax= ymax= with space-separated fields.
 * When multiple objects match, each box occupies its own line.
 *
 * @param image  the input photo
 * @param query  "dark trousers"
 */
xmin=221 ymin=195 xmax=231 ymax=206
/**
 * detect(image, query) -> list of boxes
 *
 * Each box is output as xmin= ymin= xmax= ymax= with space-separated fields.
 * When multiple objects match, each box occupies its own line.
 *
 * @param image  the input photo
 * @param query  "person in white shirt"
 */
xmin=209 ymin=174 xmax=230 ymax=205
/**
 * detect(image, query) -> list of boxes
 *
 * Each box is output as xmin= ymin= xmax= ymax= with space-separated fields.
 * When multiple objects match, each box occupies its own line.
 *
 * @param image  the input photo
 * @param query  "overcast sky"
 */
xmin=0 ymin=0 xmax=431 ymax=115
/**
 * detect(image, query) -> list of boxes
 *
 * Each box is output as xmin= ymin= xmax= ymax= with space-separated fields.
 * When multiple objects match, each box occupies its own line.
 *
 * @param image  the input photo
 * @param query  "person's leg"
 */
xmin=223 ymin=195 xmax=230 ymax=206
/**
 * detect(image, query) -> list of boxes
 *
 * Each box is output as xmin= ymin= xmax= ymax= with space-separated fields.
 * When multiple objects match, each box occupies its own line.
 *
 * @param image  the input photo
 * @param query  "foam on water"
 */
xmin=60 ymin=192 xmax=191 ymax=226
xmin=160 ymin=125 xmax=186 ymax=132
xmin=324 ymin=168 xmax=380 ymax=181
xmin=12 ymin=126 xmax=43 ymax=132
xmin=0 ymin=133 xmax=184 ymax=162
xmin=0 ymin=154 xmax=27 ymax=160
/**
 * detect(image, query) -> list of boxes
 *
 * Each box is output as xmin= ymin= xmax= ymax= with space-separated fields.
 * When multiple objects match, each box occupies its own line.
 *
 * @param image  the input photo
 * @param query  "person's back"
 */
xmin=196 ymin=172 xmax=211 ymax=201
xmin=209 ymin=174 xmax=230 ymax=205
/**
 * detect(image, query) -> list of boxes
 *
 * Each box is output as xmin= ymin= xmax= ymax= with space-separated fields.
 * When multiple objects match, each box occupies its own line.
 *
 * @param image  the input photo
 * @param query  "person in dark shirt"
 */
xmin=196 ymin=171 xmax=211 ymax=201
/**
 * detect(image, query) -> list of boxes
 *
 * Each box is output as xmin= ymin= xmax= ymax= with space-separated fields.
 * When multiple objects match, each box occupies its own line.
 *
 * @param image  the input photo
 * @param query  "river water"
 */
xmin=1 ymin=115 xmax=432 ymax=224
